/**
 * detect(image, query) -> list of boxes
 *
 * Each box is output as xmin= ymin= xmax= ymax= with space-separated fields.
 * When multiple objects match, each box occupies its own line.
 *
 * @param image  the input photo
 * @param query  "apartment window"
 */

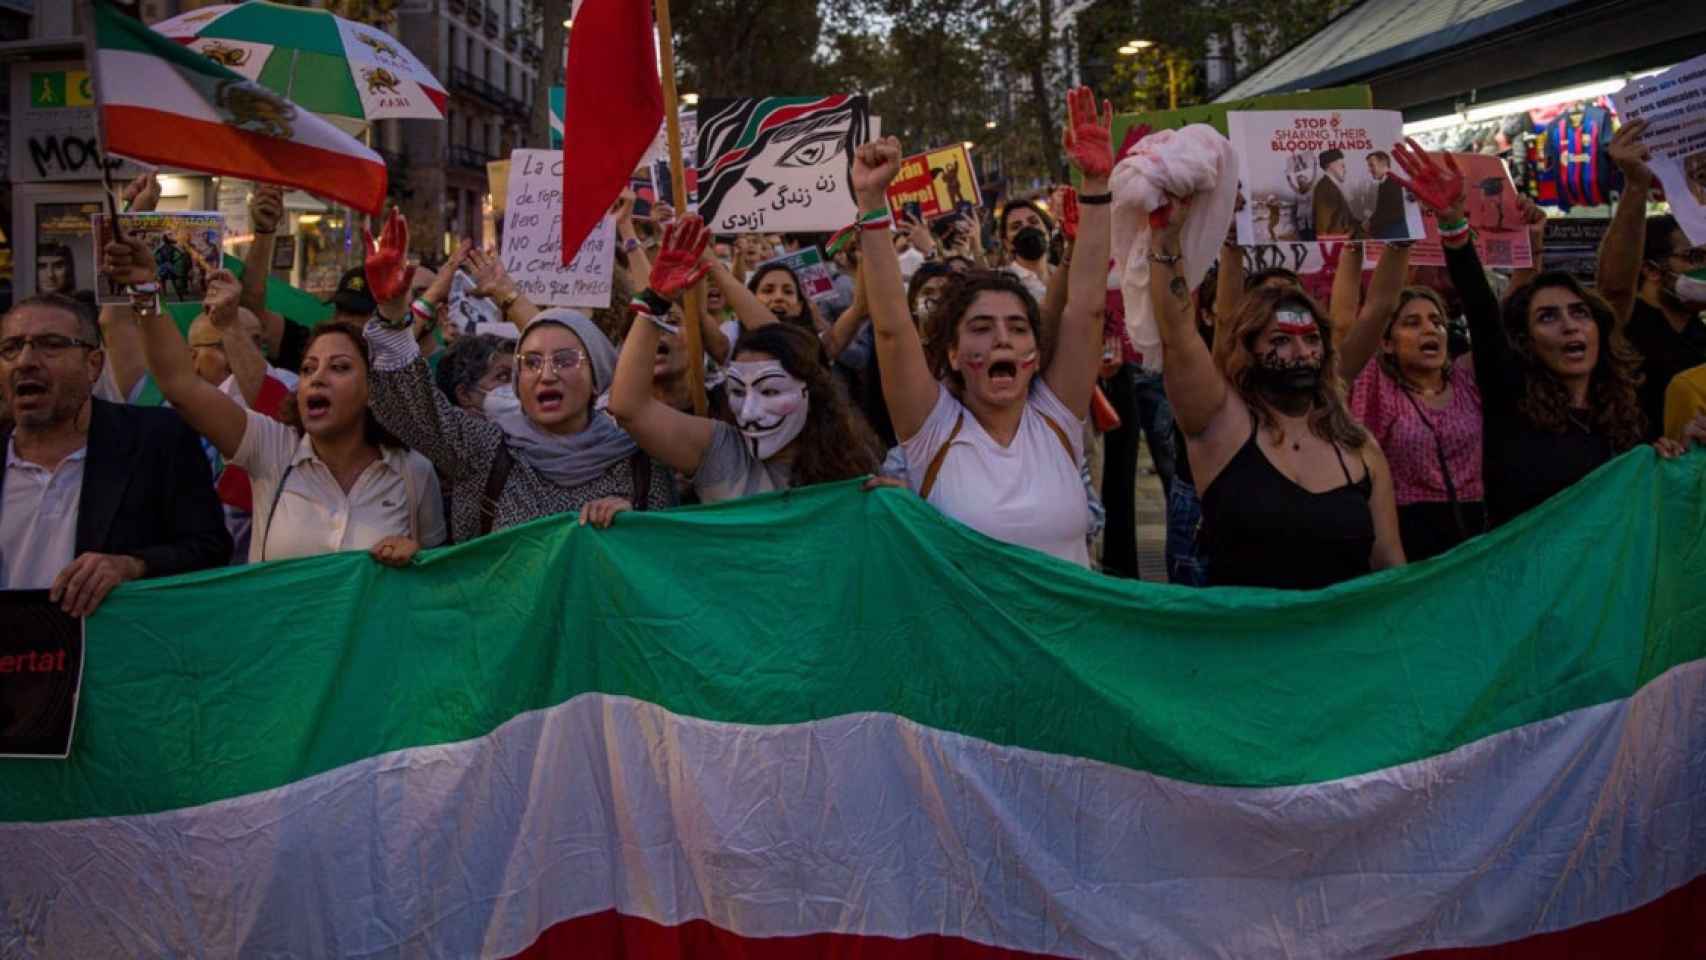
xmin=504 ymin=62 xmax=512 ymax=96
xmin=484 ymin=49 xmax=493 ymax=84
xmin=448 ymin=26 xmax=458 ymax=70
xmin=465 ymin=36 xmax=475 ymax=77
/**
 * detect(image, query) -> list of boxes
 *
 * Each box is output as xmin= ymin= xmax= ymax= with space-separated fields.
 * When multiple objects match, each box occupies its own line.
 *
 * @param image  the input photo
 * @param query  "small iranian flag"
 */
xmin=84 ymin=0 xmax=386 ymax=214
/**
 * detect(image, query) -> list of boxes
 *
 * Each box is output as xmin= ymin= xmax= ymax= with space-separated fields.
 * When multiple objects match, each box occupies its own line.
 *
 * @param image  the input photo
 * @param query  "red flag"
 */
xmin=561 ymin=0 xmax=663 ymax=264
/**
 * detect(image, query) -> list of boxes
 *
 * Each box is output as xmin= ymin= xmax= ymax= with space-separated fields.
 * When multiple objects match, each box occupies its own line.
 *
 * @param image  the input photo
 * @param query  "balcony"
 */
xmin=450 ymin=67 xmax=507 ymax=108
xmin=447 ymin=0 xmax=465 ymax=11
xmin=448 ymin=144 xmax=493 ymax=170
xmin=482 ymin=5 xmax=499 ymax=37
xmin=504 ymin=28 xmax=521 ymax=53
xmin=464 ymin=2 xmax=481 ymax=27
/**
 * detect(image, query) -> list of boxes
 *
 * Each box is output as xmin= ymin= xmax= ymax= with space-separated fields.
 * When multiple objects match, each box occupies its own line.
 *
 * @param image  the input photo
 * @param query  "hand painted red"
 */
xmin=364 ymin=207 xmax=416 ymax=303
xmin=1389 ymin=138 xmax=1465 ymax=218
xmin=1062 ymin=86 xmax=1115 ymax=179
xmin=650 ymin=214 xmax=712 ymax=301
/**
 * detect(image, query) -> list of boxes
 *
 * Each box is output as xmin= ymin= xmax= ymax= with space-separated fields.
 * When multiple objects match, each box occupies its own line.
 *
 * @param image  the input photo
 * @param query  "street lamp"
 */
xmin=984 ymin=119 xmax=998 ymax=129
xmin=683 ymin=92 xmax=700 ymax=105
xmin=1118 ymin=39 xmax=1178 ymax=110
xmin=962 ymin=140 xmax=974 ymax=150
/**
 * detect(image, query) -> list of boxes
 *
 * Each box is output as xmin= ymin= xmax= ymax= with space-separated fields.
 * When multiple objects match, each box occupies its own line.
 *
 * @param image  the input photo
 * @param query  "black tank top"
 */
xmin=1200 ymin=414 xmax=1375 ymax=590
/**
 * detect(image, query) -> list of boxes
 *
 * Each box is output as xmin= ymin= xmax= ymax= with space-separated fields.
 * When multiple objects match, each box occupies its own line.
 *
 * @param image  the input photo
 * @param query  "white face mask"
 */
xmin=1672 ymin=271 xmax=1706 ymax=306
xmin=481 ymin=383 xmax=521 ymax=420
xmin=725 ymin=360 xmax=809 ymax=459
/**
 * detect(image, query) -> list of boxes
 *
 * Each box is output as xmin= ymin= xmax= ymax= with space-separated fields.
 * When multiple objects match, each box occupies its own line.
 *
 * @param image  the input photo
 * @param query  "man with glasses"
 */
xmin=0 ymin=294 xmax=229 ymax=615
xmin=1599 ymin=120 xmax=1706 ymax=437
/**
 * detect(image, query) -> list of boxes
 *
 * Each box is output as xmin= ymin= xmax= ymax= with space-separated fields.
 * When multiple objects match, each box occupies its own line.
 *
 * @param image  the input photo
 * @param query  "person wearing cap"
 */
xmin=329 ymin=266 xmax=379 ymax=325
xmin=1311 ymin=149 xmax=1362 ymax=240
xmin=360 ymin=209 xmax=671 ymax=542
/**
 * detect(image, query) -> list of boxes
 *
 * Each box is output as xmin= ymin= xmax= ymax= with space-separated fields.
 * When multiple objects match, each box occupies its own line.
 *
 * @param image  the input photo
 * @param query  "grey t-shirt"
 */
xmin=694 ymin=421 xmax=791 ymax=503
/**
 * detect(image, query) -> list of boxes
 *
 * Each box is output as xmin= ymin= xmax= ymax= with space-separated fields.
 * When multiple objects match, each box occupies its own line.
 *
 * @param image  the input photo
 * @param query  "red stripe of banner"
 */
xmin=506 ymin=910 xmax=1064 ymax=959
xmin=507 ymin=872 xmax=1706 ymax=959
xmin=1396 ymin=870 xmax=1706 ymax=959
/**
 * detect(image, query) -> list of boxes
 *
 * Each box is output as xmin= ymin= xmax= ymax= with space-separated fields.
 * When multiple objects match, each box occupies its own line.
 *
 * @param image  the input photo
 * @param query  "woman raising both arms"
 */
xmin=857 ymin=87 xmax=1113 ymax=566
xmin=1150 ymin=196 xmax=1405 ymax=589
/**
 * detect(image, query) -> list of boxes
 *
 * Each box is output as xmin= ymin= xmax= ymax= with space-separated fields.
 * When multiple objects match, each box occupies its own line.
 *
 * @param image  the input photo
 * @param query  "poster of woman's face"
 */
xmin=34 ymin=202 xmax=100 ymax=298
xmin=696 ymin=95 xmax=871 ymax=235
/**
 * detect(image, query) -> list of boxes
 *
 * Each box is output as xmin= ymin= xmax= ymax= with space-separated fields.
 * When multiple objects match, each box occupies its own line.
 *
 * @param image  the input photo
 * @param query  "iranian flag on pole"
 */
xmin=84 ymin=0 xmax=385 ymax=214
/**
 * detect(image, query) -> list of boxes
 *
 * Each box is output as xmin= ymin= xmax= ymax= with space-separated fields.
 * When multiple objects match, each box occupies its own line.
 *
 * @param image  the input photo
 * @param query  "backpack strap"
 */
xmin=478 ymin=445 xmax=514 ymax=537
xmin=918 ymin=413 xmax=965 ymax=501
xmin=630 ymin=450 xmax=653 ymax=512
xmin=1039 ymin=412 xmax=1077 ymax=462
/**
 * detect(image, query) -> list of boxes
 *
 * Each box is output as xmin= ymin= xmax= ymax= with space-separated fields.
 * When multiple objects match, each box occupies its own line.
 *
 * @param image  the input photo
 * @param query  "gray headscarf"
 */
xmin=494 ymin=310 xmax=638 ymax=489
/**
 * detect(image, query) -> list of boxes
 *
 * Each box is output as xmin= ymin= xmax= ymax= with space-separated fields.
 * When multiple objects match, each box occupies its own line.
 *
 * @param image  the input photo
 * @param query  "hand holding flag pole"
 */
xmin=651 ymin=0 xmax=707 ymax=415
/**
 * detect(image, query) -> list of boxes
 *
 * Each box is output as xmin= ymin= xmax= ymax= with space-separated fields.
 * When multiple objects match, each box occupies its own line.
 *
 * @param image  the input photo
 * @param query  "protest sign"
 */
xmin=0 ymin=592 xmax=85 ymax=759
xmin=651 ymin=109 xmax=699 ymax=210
xmin=757 ymin=247 xmax=836 ymax=304
xmin=1408 ymin=153 xmax=1532 ymax=269
xmin=885 ymin=143 xmax=980 ymax=222
xmin=1110 ymin=84 xmax=1373 ymax=155
xmin=448 ymin=270 xmax=506 ymax=337
xmin=1541 ymin=217 xmax=1610 ymax=281
xmin=501 ymin=149 xmax=615 ymax=310
xmin=1228 ymin=110 xmax=1423 ymax=244
xmin=696 ymin=95 xmax=871 ymax=234
xmin=91 ymin=211 xmax=224 ymax=305
xmin=1611 ymin=54 xmax=1706 ymax=245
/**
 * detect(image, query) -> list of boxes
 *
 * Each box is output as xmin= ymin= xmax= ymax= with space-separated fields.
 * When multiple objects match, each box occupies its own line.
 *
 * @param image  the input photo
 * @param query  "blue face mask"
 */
xmin=481 ymin=383 xmax=520 ymax=420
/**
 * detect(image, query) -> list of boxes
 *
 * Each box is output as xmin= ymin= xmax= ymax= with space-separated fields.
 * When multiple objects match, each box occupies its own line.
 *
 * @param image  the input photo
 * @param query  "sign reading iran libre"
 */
xmin=84 ymin=0 xmax=385 ymax=213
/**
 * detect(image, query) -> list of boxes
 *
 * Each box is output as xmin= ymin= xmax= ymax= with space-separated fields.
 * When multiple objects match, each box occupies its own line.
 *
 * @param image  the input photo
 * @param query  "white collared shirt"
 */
xmin=1 ymin=439 xmax=87 ymax=589
xmin=232 ymin=409 xmax=445 ymax=564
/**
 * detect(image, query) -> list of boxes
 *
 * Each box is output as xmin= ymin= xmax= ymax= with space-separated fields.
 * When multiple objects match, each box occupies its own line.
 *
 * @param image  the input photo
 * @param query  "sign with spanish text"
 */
xmin=885 ymin=143 xmax=980 ymax=222
xmin=501 ymin=149 xmax=615 ymax=310
xmin=696 ymin=95 xmax=872 ymax=234
xmin=0 ymin=592 xmax=85 ymax=760
xmin=91 ymin=211 xmax=225 ymax=305
xmin=1611 ymin=54 xmax=1706 ymax=246
xmin=1408 ymin=152 xmax=1532 ymax=269
xmin=1228 ymin=110 xmax=1424 ymax=245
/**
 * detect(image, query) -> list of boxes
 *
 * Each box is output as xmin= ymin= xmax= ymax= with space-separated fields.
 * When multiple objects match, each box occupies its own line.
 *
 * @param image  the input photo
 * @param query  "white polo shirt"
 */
xmin=232 ymin=409 xmax=445 ymax=564
xmin=0 ymin=440 xmax=86 ymax=589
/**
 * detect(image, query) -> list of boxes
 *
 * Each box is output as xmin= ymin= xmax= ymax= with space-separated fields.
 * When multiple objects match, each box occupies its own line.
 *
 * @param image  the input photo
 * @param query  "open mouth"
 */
xmin=536 ymin=387 xmax=564 ymax=412
xmin=987 ymin=359 xmax=1018 ymax=385
xmin=303 ymin=393 xmax=332 ymax=418
xmin=1562 ymin=340 xmax=1589 ymax=361
xmin=1418 ymin=340 xmax=1442 ymax=357
xmin=12 ymin=380 xmax=47 ymax=400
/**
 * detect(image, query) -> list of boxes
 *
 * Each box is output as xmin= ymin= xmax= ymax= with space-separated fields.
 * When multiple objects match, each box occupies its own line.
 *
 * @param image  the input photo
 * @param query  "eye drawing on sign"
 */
xmin=697 ymin=95 xmax=869 ymax=232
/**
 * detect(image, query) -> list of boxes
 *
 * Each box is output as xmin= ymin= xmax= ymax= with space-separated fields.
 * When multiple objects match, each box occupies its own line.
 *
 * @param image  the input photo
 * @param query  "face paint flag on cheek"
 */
xmin=726 ymin=360 xmax=810 ymax=459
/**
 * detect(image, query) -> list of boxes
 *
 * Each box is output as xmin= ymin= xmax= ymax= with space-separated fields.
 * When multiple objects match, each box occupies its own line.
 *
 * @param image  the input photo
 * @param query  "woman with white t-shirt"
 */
xmin=857 ymin=87 xmax=1115 ymax=566
xmin=127 ymin=266 xmax=445 ymax=566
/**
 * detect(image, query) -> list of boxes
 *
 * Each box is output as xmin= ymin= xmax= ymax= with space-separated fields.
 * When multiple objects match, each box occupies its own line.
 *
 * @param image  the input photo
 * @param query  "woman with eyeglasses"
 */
xmin=360 ymin=211 xmax=671 ymax=542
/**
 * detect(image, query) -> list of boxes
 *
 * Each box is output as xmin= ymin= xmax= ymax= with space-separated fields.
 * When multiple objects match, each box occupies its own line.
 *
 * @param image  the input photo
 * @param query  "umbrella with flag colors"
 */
xmin=149 ymin=1 xmax=446 ymax=133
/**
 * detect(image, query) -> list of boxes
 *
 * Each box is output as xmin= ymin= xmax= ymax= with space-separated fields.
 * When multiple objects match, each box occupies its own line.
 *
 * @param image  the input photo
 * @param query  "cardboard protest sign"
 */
xmin=1611 ymin=54 xmax=1706 ymax=245
xmin=650 ymin=109 xmax=699 ymax=211
xmin=1541 ymin=217 xmax=1610 ymax=281
xmin=757 ymin=247 xmax=836 ymax=304
xmin=91 ymin=211 xmax=224 ymax=305
xmin=1408 ymin=152 xmax=1532 ymax=269
xmin=1102 ymin=85 xmax=1372 ymax=178
xmin=1228 ymin=110 xmax=1424 ymax=244
xmin=501 ymin=149 xmax=615 ymax=310
xmin=0 ymin=592 xmax=85 ymax=759
xmin=696 ymin=95 xmax=872 ymax=234
xmin=448 ymin=270 xmax=508 ymax=338
xmin=885 ymin=143 xmax=980 ymax=222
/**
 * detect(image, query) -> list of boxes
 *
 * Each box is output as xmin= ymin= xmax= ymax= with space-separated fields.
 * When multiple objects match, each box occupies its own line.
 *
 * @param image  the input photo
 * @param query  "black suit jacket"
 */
xmin=1 ymin=399 xmax=231 ymax=580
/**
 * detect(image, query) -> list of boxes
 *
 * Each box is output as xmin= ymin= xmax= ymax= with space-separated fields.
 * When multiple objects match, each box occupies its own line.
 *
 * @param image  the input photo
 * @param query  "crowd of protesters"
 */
xmin=5 ymin=85 xmax=1706 ymax=615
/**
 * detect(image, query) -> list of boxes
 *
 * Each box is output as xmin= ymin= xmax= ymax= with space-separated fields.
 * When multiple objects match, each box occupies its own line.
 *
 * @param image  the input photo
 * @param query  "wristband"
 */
xmin=1147 ymin=251 xmax=1182 ymax=266
xmin=1436 ymin=216 xmax=1470 ymax=235
xmin=128 ymin=291 xmax=162 ymax=318
xmin=410 ymin=297 xmax=437 ymax=323
xmin=495 ymin=289 xmax=520 ymax=312
xmin=622 ymin=237 xmax=642 ymax=253
xmin=636 ymin=287 xmax=673 ymax=314
xmin=1077 ymin=192 xmax=1112 ymax=206
xmin=377 ymin=308 xmax=412 ymax=331
xmin=858 ymin=208 xmax=892 ymax=232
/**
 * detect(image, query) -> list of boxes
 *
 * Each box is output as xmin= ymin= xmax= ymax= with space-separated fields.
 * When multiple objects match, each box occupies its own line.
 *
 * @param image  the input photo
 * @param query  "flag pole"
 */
xmin=653 ymin=0 xmax=707 ymax=416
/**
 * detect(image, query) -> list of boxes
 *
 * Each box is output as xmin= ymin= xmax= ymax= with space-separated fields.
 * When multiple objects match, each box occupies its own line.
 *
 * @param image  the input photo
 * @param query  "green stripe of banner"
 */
xmin=94 ymin=0 xmax=242 ymax=84
xmin=2 ymin=451 xmax=1703 ymax=823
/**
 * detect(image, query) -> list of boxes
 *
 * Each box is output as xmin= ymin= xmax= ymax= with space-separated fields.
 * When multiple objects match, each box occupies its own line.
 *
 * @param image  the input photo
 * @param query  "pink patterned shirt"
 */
xmin=1350 ymin=357 xmax=1485 ymax=505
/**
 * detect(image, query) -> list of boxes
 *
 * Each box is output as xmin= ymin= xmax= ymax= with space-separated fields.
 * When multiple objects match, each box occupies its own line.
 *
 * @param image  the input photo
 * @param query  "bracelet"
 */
xmin=128 ymin=292 xmax=162 ymax=317
xmin=622 ymin=237 xmax=641 ymax=253
xmin=253 ymin=229 xmax=275 ymax=236
xmin=1436 ymin=216 xmax=1470 ymax=235
xmin=495 ymin=289 xmax=520 ymax=312
xmin=645 ymin=311 xmax=681 ymax=335
xmin=858 ymin=208 xmax=890 ymax=225
xmin=377 ymin=308 xmax=412 ymax=331
xmin=1147 ymin=251 xmax=1182 ymax=266
xmin=1077 ymin=192 xmax=1112 ymax=206
xmin=410 ymin=297 xmax=437 ymax=323
xmin=635 ymin=287 xmax=673 ymax=315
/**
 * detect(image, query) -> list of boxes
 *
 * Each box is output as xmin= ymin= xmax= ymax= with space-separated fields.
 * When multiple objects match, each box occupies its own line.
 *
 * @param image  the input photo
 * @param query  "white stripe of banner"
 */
xmin=96 ymin=48 xmax=381 ymax=163
xmin=3 ymin=660 xmax=1703 ymax=958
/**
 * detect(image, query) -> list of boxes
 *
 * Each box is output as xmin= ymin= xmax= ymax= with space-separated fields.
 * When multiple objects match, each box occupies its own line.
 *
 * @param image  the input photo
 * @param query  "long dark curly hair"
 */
xmin=919 ymin=268 xmax=1047 ymax=392
xmin=1214 ymin=286 xmax=1369 ymax=449
xmin=278 ymin=321 xmax=404 ymax=450
xmin=730 ymin=322 xmax=881 ymax=485
xmin=1500 ymin=273 xmax=1646 ymax=451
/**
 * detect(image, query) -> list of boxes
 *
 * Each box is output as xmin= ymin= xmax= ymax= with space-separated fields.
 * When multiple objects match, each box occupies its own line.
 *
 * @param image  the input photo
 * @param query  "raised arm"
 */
xmin=1330 ymin=241 xmax=1366 ymax=368
xmin=607 ymin=216 xmax=717 ymax=474
xmin=855 ymin=136 xmax=939 ymax=441
xmin=1339 ymin=241 xmax=1411 ymax=382
xmin=242 ymin=183 xmax=291 ymax=355
xmin=1047 ymin=87 xmax=1114 ymax=419
xmin=114 ymin=237 xmax=248 ymax=459
xmin=1151 ymin=195 xmax=1229 ymax=437
xmin=705 ymin=258 xmax=776 ymax=332
xmin=694 ymin=280 xmax=733 ymax=364
xmin=223 ymin=307 xmax=271 ymax=409
xmin=823 ymin=261 xmax=870 ymax=360
xmin=1508 ymin=196 xmax=1547 ymax=293
xmin=1596 ymin=119 xmax=1653 ymax=325
xmin=1215 ymin=235 xmax=1245 ymax=326
xmin=466 ymin=246 xmax=540 ymax=333
xmin=99 ymin=303 xmax=148 ymax=401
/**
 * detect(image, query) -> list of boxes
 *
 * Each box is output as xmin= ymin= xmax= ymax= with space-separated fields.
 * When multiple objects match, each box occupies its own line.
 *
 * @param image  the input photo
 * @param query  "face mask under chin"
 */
xmin=1669 ymin=271 xmax=1706 ymax=307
